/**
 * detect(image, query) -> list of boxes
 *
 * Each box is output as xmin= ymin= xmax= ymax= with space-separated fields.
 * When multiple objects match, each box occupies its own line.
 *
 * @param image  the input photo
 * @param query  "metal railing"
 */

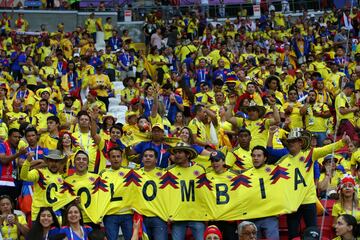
xmin=1 ymin=0 xmax=357 ymax=21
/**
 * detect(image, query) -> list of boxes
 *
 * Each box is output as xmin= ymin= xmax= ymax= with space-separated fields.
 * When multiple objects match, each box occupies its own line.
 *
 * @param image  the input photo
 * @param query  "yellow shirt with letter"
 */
xmin=20 ymin=159 xmax=64 ymax=221
xmin=64 ymin=172 xmax=100 ymax=223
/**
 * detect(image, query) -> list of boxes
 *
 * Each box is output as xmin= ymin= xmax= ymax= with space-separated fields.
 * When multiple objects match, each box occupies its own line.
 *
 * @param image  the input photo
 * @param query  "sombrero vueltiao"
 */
xmin=240 ymin=104 xmax=266 ymax=118
xmin=280 ymin=128 xmax=311 ymax=150
xmin=168 ymin=142 xmax=198 ymax=160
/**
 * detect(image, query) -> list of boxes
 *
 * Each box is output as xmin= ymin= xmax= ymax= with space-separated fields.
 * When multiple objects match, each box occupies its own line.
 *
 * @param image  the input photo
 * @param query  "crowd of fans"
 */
xmin=2 ymin=3 xmax=360 ymax=240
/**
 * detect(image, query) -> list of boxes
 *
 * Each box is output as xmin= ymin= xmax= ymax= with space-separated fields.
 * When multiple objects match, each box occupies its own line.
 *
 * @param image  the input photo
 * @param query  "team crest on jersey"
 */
xmin=227 ymin=175 xmax=233 ymax=180
xmin=57 ymin=178 xmax=63 ymax=184
xmin=119 ymin=172 xmax=124 ymax=177
xmin=265 ymin=167 xmax=271 ymax=173
xmin=156 ymin=172 xmax=162 ymax=177
xmin=89 ymin=177 xmax=95 ymax=182
xmin=299 ymin=156 xmax=305 ymax=162
xmin=193 ymin=170 xmax=200 ymax=176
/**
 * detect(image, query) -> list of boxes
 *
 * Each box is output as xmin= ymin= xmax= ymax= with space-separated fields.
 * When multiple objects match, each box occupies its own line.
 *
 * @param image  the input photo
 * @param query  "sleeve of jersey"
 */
xmin=19 ymin=160 xmax=39 ymax=182
xmin=331 ymin=203 xmax=341 ymax=217
xmin=313 ymin=140 xmax=345 ymax=160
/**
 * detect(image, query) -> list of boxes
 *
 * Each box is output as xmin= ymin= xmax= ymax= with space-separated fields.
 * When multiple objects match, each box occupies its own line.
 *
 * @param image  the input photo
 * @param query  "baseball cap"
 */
xmin=302 ymin=227 xmax=320 ymax=240
xmin=209 ymin=151 xmax=225 ymax=162
xmin=152 ymin=123 xmax=164 ymax=131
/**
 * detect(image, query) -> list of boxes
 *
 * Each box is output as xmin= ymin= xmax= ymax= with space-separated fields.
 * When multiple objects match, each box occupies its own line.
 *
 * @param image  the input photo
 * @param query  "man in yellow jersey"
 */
xmin=39 ymin=116 xmax=60 ymax=150
xmin=32 ymin=99 xmax=54 ymax=135
xmin=168 ymin=142 xmax=205 ymax=239
xmin=140 ymin=148 xmax=168 ymax=240
xmin=85 ymin=12 xmax=97 ymax=42
xmin=270 ymin=128 xmax=351 ymax=239
xmin=303 ymin=90 xmax=331 ymax=146
xmin=88 ymin=65 xmax=112 ymax=111
xmin=225 ymin=128 xmax=252 ymax=171
xmin=72 ymin=111 xmax=101 ymax=173
xmin=101 ymin=45 xmax=117 ymax=82
xmin=39 ymin=57 xmax=59 ymax=83
xmin=6 ymin=98 xmax=28 ymax=130
xmin=247 ymin=145 xmax=279 ymax=239
xmin=335 ymin=82 xmax=359 ymax=142
xmin=21 ymin=56 xmax=39 ymax=92
xmin=19 ymin=149 xmax=65 ymax=222
xmin=63 ymin=150 xmax=102 ymax=227
xmin=100 ymin=147 xmax=133 ymax=240
xmin=226 ymin=99 xmax=280 ymax=148
xmin=103 ymin=17 xmax=114 ymax=44
xmin=188 ymin=105 xmax=211 ymax=147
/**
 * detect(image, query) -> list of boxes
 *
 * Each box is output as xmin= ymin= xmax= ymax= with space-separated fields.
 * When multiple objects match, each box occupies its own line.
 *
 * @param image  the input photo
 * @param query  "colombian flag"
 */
xmin=133 ymin=212 xmax=149 ymax=240
xmin=18 ymin=181 xmax=33 ymax=223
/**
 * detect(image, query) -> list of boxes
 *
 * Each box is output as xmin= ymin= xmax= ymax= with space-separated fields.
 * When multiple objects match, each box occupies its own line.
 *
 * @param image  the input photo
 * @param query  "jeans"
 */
xmin=103 ymin=214 xmax=133 ymax=240
xmin=172 ymin=221 xmax=205 ymax=240
xmin=144 ymin=216 xmax=168 ymax=240
xmin=287 ymin=203 xmax=317 ymax=239
xmin=252 ymin=216 xmax=279 ymax=240
xmin=311 ymin=131 xmax=327 ymax=147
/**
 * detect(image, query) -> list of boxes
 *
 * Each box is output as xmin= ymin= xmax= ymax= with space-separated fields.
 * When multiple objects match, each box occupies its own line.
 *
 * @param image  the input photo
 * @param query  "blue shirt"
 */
xmin=58 ymin=225 xmax=93 ymax=240
xmin=213 ymin=68 xmax=229 ymax=82
xmin=108 ymin=36 xmax=122 ymax=51
xmin=89 ymin=56 xmax=102 ymax=68
xmin=10 ymin=52 xmax=26 ymax=71
xmin=162 ymin=94 xmax=183 ymax=124
xmin=134 ymin=141 xmax=171 ymax=168
xmin=118 ymin=53 xmax=134 ymax=71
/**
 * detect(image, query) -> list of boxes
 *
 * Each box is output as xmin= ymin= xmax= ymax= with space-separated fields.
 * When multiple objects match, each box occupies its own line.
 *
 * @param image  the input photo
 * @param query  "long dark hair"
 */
xmin=62 ymin=203 xmax=84 ymax=226
xmin=27 ymin=207 xmax=60 ymax=240
xmin=338 ymin=214 xmax=360 ymax=237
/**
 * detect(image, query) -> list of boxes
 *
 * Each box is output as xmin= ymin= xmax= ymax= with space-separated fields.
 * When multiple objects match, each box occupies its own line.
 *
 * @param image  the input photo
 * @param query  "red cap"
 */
xmin=204 ymin=225 xmax=222 ymax=240
xmin=89 ymin=90 xmax=97 ymax=97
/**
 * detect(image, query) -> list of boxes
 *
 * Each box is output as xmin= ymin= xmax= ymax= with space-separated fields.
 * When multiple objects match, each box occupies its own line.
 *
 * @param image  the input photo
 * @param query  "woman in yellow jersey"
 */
xmin=284 ymin=88 xmax=304 ymax=129
xmin=135 ymin=70 xmax=152 ymax=89
xmin=179 ymin=127 xmax=211 ymax=156
xmin=170 ymin=111 xmax=186 ymax=137
xmin=0 ymin=195 xmax=29 ymax=239
xmin=334 ymin=214 xmax=359 ymax=240
xmin=264 ymin=75 xmax=285 ymax=105
xmin=121 ymin=77 xmax=140 ymax=106
xmin=318 ymin=155 xmax=346 ymax=197
xmin=99 ymin=115 xmax=116 ymax=141
xmin=57 ymin=131 xmax=77 ymax=176
xmin=332 ymin=175 xmax=360 ymax=224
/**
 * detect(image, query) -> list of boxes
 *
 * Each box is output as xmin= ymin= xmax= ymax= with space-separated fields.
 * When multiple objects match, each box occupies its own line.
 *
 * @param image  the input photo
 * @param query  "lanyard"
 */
xmin=145 ymin=97 xmax=153 ymax=111
xmin=199 ymin=69 xmax=206 ymax=82
xmin=70 ymin=226 xmax=85 ymax=240
xmin=28 ymin=145 xmax=39 ymax=160
xmin=158 ymin=144 xmax=164 ymax=167
xmin=164 ymin=96 xmax=171 ymax=112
